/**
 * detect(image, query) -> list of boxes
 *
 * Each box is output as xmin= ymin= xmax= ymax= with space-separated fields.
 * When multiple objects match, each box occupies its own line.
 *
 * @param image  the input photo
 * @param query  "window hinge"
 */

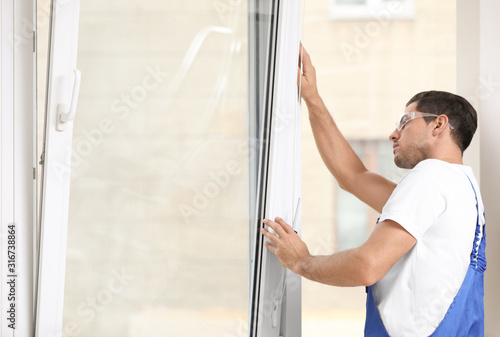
xmin=39 ymin=151 xmax=45 ymax=165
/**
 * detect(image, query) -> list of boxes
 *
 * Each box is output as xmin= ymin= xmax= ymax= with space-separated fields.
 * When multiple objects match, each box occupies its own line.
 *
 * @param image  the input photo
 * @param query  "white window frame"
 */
xmin=330 ymin=0 xmax=415 ymax=20
xmin=1 ymin=0 xmax=36 ymax=335
xmin=248 ymin=0 xmax=302 ymax=336
xmin=35 ymin=0 xmax=81 ymax=335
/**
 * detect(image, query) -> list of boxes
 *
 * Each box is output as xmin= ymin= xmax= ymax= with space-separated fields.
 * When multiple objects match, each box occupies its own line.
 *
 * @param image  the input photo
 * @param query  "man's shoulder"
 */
xmin=409 ymin=159 xmax=471 ymax=179
xmin=414 ymin=158 xmax=457 ymax=170
xmin=396 ymin=159 xmax=473 ymax=193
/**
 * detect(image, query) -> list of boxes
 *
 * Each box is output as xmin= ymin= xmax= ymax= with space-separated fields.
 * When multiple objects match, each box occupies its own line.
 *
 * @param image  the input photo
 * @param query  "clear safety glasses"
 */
xmin=396 ymin=112 xmax=455 ymax=132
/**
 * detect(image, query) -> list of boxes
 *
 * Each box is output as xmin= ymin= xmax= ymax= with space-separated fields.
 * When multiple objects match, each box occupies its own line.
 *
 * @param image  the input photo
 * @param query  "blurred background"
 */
xmin=36 ymin=0 xmax=455 ymax=336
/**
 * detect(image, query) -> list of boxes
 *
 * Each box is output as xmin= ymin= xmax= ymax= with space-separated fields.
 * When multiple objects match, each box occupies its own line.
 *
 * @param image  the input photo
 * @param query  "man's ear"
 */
xmin=432 ymin=115 xmax=450 ymax=136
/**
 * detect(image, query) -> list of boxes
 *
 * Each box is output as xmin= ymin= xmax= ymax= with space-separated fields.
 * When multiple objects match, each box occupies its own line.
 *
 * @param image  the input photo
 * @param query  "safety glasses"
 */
xmin=396 ymin=112 xmax=455 ymax=132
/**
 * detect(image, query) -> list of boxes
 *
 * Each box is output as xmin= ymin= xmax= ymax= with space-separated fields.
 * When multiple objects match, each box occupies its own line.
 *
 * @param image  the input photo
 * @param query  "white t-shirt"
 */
xmin=374 ymin=159 xmax=485 ymax=337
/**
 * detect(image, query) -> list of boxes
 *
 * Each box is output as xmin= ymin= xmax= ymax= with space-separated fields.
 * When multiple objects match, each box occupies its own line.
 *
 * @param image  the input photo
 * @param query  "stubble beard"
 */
xmin=394 ymin=141 xmax=431 ymax=169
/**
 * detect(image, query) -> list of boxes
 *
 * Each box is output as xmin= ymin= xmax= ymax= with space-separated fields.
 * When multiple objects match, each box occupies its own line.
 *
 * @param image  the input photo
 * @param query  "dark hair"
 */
xmin=406 ymin=91 xmax=477 ymax=152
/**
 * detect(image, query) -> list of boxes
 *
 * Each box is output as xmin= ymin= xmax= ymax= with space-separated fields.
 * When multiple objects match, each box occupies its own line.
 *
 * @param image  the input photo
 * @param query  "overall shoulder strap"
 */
xmin=466 ymin=175 xmax=486 ymax=272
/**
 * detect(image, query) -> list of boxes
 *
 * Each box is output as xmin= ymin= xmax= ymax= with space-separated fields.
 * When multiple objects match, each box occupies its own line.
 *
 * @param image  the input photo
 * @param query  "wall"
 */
xmin=479 ymin=1 xmax=500 ymax=334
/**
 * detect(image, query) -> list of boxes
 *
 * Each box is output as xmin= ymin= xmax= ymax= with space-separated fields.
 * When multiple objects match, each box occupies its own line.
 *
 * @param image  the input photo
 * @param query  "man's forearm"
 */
xmin=294 ymin=248 xmax=375 ymax=287
xmin=262 ymin=218 xmax=415 ymax=289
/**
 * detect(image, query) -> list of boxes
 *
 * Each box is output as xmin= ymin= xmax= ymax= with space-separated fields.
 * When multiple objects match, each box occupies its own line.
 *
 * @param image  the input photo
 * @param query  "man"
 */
xmin=261 ymin=47 xmax=485 ymax=336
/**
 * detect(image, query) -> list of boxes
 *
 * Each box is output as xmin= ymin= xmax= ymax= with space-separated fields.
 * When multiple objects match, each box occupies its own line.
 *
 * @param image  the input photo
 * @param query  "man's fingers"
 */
xmin=302 ymin=53 xmax=315 ymax=82
xmin=298 ymin=42 xmax=308 ymax=61
xmin=300 ymin=45 xmax=311 ymax=67
xmin=261 ymin=217 xmax=296 ymax=251
xmin=298 ymin=46 xmax=313 ymax=82
xmin=261 ymin=227 xmax=280 ymax=246
xmin=264 ymin=241 xmax=277 ymax=254
xmin=263 ymin=218 xmax=288 ymax=237
xmin=275 ymin=217 xmax=295 ymax=234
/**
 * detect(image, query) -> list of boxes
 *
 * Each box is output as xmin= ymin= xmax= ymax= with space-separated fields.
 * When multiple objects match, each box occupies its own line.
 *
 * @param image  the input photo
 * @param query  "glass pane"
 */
xmin=335 ymin=140 xmax=406 ymax=252
xmin=248 ymin=0 xmax=273 ymax=268
xmin=59 ymin=1 xmax=249 ymax=336
xmin=335 ymin=143 xmax=368 ymax=252
xmin=37 ymin=0 xmax=51 ymax=226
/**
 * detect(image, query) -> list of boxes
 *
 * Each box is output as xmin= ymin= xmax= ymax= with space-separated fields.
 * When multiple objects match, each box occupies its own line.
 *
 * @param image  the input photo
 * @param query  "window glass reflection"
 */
xmin=61 ymin=1 xmax=249 ymax=336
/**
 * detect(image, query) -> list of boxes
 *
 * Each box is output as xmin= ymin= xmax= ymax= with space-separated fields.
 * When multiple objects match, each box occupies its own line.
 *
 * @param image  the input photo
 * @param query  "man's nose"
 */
xmin=389 ymin=128 xmax=400 ymax=141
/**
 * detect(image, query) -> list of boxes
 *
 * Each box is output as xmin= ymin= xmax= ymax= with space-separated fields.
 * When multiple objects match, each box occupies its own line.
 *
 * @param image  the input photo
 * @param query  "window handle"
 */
xmin=57 ymin=69 xmax=81 ymax=131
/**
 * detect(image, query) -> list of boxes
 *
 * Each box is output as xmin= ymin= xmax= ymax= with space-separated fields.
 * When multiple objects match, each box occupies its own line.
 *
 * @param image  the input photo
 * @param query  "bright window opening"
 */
xmin=330 ymin=0 xmax=415 ymax=20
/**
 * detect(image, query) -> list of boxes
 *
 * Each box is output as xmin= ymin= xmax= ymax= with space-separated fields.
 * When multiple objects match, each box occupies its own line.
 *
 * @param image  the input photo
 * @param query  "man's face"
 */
xmin=389 ymin=102 xmax=433 ymax=169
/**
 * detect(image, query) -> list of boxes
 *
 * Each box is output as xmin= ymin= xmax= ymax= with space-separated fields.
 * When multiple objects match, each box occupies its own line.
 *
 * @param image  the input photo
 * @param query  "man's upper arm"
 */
xmin=358 ymin=219 xmax=417 ymax=285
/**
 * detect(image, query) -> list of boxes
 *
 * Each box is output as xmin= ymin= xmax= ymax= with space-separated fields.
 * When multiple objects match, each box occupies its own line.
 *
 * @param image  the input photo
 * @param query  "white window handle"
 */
xmin=56 ymin=69 xmax=81 ymax=131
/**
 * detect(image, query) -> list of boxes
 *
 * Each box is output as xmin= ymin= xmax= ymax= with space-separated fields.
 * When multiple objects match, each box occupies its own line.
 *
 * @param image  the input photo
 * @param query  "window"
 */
xmin=1 ymin=1 xmax=36 ymax=333
xmin=335 ymin=140 xmax=406 ymax=252
xmin=330 ymin=0 xmax=415 ymax=20
xmin=36 ymin=0 xmax=304 ymax=336
xmin=31 ymin=0 xmax=457 ymax=335
xmin=37 ymin=1 xmax=252 ymax=336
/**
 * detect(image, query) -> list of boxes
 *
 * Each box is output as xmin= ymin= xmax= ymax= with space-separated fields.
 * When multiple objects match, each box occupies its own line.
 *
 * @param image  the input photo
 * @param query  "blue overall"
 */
xmin=364 ymin=178 xmax=486 ymax=337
